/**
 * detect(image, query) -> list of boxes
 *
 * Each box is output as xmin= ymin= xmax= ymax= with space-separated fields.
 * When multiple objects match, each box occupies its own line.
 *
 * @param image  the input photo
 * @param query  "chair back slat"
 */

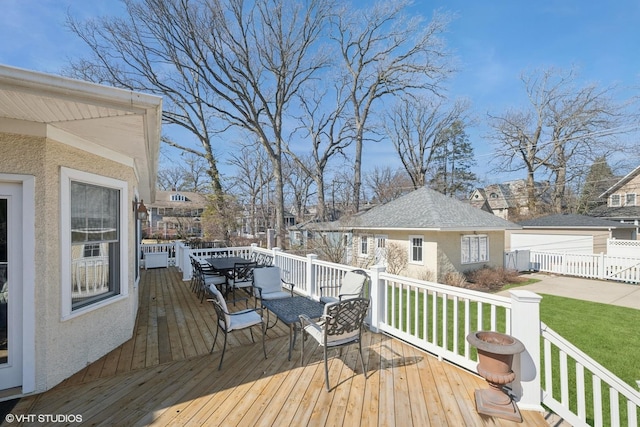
xmin=323 ymin=298 xmax=370 ymax=336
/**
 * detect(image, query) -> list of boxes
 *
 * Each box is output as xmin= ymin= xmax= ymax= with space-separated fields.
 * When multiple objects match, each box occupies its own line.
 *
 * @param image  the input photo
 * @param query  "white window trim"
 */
xmin=625 ymin=193 xmax=636 ymax=206
xmin=408 ymin=235 xmax=424 ymax=264
xmin=610 ymin=194 xmax=621 ymax=207
xmin=60 ymin=167 xmax=129 ymax=321
xmin=359 ymin=235 xmax=370 ymax=257
xmin=461 ymin=234 xmax=489 ymax=265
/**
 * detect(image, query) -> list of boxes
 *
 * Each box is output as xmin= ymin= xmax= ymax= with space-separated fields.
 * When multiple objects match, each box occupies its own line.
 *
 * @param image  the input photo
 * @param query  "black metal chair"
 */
xmin=319 ymin=269 xmax=369 ymax=304
xmin=299 ymin=297 xmax=370 ymax=391
xmin=227 ymin=261 xmax=257 ymax=305
xmin=192 ymin=258 xmax=227 ymax=302
xmin=207 ymin=285 xmax=266 ymax=370
xmin=252 ymin=266 xmax=295 ymax=328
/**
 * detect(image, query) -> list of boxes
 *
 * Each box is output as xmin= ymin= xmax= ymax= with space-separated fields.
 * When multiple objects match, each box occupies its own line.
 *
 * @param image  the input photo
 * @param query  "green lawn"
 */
xmin=537 ymin=294 xmax=640 ymax=425
xmin=538 ymin=293 xmax=640 ymax=388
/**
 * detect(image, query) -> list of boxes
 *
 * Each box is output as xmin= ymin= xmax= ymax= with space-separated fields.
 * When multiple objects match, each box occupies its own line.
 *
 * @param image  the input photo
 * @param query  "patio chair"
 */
xmin=299 ymin=297 xmax=370 ymax=391
xmin=208 ymin=285 xmax=266 ymax=370
xmin=252 ymin=266 xmax=295 ymax=327
xmin=227 ymin=261 xmax=257 ymax=305
xmin=193 ymin=258 xmax=227 ymax=303
xmin=319 ymin=269 xmax=369 ymax=304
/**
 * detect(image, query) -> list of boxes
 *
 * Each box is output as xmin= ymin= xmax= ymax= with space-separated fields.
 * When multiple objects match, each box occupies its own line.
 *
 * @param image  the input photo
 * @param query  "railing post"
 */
xmin=272 ymin=247 xmax=281 ymax=267
xmin=509 ymin=290 xmax=544 ymax=412
xmin=306 ymin=253 xmax=318 ymax=299
xmin=599 ymin=252 xmax=605 ymax=280
xmin=368 ymin=264 xmax=386 ymax=333
xmin=182 ymin=244 xmax=192 ymax=281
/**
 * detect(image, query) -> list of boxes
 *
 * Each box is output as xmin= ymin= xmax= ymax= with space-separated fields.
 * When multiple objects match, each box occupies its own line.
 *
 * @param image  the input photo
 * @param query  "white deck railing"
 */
xmin=531 ymin=250 xmax=640 ymax=284
xmin=140 ymin=243 xmax=177 ymax=266
xmin=541 ymin=323 xmax=640 ymax=427
xmin=164 ymin=241 xmax=639 ymax=424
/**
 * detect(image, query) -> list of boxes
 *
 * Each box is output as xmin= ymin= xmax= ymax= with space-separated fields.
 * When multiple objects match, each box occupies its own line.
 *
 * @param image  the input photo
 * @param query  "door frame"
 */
xmin=0 ymin=174 xmax=35 ymax=394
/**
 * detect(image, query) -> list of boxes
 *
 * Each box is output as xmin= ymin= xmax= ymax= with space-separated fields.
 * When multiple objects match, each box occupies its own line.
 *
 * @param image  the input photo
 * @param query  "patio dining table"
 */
xmin=205 ymin=256 xmax=252 ymax=275
xmin=261 ymin=296 xmax=325 ymax=361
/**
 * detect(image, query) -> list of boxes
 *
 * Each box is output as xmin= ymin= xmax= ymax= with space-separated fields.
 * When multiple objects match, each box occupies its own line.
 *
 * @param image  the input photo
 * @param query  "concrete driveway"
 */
xmin=499 ymin=273 xmax=640 ymax=310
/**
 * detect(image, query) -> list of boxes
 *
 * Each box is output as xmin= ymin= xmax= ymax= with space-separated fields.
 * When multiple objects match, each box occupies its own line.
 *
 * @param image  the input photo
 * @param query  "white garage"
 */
xmin=509 ymin=233 xmax=594 ymax=254
xmin=507 ymin=213 xmax=637 ymax=255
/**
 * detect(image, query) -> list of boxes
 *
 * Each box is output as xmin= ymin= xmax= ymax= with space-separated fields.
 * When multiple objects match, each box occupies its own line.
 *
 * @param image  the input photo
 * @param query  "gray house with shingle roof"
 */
xmin=342 ymin=187 xmax=520 ymax=281
xmin=507 ymin=213 xmax=637 ymax=254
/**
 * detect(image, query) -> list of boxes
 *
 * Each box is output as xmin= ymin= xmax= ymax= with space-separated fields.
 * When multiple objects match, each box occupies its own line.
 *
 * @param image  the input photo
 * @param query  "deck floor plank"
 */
xmin=3 ymin=266 xmax=547 ymax=427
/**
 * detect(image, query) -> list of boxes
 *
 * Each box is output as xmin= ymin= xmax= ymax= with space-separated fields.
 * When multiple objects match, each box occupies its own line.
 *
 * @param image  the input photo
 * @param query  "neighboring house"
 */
xmin=0 ymin=65 xmax=161 ymax=397
xmin=507 ymin=214 xmax=637 ymax=254
xmin=469 ymin=180 xmax=551 ymax=220
xmin=145 ymin=190 xmax=207 ymax=239
xmin=239 ymin=205 xmax=295 ymax=238
xmin=342 ymin=186 xmax=520 ymax=281
xmin=288 ymin=219 xmax=354 ymax=263
xmin=589 ymin=164 xmax=640 ymax=231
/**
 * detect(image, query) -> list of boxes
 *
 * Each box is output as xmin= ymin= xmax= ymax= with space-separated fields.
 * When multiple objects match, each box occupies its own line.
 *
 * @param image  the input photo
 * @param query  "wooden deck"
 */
xmin=6 ymin=267 xmax=548 ymax=426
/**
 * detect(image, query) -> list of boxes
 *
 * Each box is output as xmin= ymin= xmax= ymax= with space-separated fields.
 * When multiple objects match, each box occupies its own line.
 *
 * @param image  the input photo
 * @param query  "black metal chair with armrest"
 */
xmin=299 ymin=297 xmax=370 ymax=391
xmin=227 ymin=261 xmax=257 ymax=305
xmin=319 ymin=269 xmax=370 ymax=304
xmin=252 ymin=266 xmax=295 ymax=328
xmin=207 ymin=285 xmax=266 ymax=370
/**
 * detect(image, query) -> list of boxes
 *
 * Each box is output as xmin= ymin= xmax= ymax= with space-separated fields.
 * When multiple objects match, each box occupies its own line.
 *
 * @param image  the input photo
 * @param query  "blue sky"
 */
xmin=1 ymin=0 xmax=639 ymax=184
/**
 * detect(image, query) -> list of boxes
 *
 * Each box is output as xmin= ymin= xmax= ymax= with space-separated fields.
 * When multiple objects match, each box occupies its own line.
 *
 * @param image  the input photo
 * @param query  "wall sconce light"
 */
xmin=134 ymin=199 xmax=149 ymax=221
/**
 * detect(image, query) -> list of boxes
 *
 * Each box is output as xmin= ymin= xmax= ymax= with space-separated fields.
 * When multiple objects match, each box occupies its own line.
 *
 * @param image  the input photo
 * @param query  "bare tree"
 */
xmin=488 ymin=67 xmax=632 ymax=213
xmin=227 ymin=142 xmax=272 ymax=238
xmin=385 ymin=97 xmax=468 ymax=190
xmin=332 ymin=0 xmax=453 ymax=212
xmin=157 ymin=166 xmax=186 ymax=191
xmin=282 ymin=155 xmax=316 ymax=223
xmin=67 ymin=0 xmax=334 ymax=248
xmin=365 ymin=166 xmax=413 ymax=204
xmin=288 ymin=85 xmax=351 ymax=220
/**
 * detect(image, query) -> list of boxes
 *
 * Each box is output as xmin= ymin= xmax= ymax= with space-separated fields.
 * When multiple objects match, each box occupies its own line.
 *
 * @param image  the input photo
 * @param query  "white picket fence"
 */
xmin=530 ymin=250 xmax=640 ymax=284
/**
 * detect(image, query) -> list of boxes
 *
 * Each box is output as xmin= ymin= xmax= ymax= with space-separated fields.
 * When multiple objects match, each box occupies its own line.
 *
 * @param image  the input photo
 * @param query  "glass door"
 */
xmin=0 ymin=182 xmax=22 ymax=389
xmin=0 ymin=198 xmax=7 ymax=365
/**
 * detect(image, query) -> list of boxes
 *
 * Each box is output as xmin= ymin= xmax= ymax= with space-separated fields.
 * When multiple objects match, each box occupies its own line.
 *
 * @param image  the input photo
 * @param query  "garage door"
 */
xmin=510 ymin=234 xmax=593 ymax=254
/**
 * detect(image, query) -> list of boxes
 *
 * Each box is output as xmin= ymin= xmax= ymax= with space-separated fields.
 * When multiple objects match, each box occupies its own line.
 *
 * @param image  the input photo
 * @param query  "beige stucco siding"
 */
xmin=1 ymin=131 xmax=138 ymax=392
xmin=352 ymin=229 xmax=506 ymax=282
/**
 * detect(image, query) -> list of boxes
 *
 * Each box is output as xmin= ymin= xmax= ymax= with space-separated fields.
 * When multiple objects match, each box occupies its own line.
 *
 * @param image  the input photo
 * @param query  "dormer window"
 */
xmin=489 ymin=193 xmax=498 ymax=199
xmin=170 ymin=193 xmax=186 ymax=202
xmin=610 ymin=194 xmax=621 ymax=207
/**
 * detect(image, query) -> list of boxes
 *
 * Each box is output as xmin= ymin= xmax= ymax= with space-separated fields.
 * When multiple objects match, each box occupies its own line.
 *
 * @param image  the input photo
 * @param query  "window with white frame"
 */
xmin=409 ymin=236 xmax=423 ymax=263
xmin=610 ymin=194 xmax=621 ymax=206
xmin=359 ymin=235 xmax=369 ymax=256
xmin=461 ymin=234 xmax=489 ymax=264
xmin=61 ymin=168 xmax=128 ymax=317
xmin=170 ymin=193 xmax=186 ymax=202
xmin=626 ymin=193 xmax=636 ymax=206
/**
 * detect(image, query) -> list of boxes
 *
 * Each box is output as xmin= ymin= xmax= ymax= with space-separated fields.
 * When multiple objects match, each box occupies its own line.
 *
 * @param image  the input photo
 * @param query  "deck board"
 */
xmin=3 ymin=266 xmax=548 ymax=427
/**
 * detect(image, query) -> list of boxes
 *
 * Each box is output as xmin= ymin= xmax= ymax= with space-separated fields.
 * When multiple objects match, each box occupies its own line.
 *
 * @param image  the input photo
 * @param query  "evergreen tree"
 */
xmin=430 ymin=121 xmax=477 ymax=197
xmin=577 ymin=156 xmax=615 ymax=214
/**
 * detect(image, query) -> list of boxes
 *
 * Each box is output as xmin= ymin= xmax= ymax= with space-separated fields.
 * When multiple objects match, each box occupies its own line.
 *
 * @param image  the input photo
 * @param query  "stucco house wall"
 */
xmin=0 ymin=132 xmax=138 ymax=391
xmin=0 ymin=63 xmax=161 ymax=398
xmin=352 ymin=229 xmax=507 ymax=282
